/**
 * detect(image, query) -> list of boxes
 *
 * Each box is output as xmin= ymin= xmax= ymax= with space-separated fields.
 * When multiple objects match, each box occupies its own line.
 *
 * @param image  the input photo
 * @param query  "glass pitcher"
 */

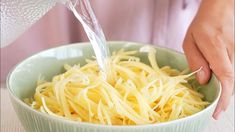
xmin=1 ymin=0 xmax=94 ymax=48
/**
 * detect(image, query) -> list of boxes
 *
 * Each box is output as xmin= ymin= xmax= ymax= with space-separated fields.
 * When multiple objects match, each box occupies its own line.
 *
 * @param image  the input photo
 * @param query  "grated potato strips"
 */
xmin=24 ymin=47 xmax=210 ymax=125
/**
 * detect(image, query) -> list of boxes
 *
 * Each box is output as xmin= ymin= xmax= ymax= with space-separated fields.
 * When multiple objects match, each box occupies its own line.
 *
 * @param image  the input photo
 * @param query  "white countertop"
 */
xmin=1 ymin=86 xmax=234 ymax=132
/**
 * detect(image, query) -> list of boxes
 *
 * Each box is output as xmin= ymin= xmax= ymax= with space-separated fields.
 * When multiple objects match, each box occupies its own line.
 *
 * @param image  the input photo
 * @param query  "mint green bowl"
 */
xmin=7 ymin=41 xmax=221 ymax=132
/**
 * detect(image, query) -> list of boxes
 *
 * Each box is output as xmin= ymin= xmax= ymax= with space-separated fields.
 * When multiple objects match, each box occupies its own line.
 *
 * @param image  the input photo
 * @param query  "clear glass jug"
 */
xmin=0 ymin=0 xmax=94 ymax=47
xmin=1 ymin=0 xmax=69 ymax=47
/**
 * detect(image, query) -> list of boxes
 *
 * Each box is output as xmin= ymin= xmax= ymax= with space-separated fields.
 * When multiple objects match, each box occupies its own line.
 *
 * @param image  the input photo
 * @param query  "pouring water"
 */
xmin=66 ymin=0 xmax=110 ymax=77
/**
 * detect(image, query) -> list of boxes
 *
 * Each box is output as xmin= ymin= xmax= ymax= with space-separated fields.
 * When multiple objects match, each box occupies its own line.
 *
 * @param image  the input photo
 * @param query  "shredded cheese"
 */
xmin=25 ymin=47 xmax=209 ymax=125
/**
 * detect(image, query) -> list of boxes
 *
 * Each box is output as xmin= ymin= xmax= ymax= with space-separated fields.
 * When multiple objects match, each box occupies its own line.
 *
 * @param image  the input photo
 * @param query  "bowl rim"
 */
xmin=7 ymin=41 xmax=222 ymax=128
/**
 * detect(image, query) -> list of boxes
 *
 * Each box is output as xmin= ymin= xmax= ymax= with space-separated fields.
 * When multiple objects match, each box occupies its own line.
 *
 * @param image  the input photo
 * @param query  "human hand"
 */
xmin=183 ymin=0 xmax=234 ymax=119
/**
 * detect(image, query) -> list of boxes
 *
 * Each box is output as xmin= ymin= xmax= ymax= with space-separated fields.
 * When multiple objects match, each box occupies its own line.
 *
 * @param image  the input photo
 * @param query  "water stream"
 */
xmin=67 ymin=0 xmax=110 ymax=76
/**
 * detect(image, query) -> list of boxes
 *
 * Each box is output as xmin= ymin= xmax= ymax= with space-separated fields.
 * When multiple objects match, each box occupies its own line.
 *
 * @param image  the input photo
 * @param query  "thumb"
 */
xmin=183 ymin=33 xmax=211 ymax=84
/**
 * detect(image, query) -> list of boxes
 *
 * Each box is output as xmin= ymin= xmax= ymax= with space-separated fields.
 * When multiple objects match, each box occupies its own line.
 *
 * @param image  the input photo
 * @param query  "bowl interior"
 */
xmin=8 ymin=41 xmax=220 ymax=110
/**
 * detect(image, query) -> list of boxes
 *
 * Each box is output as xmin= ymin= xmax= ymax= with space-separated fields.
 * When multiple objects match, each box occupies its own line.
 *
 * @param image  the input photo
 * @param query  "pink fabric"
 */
xmin=0 ymin=0 xmax=200 ymax=82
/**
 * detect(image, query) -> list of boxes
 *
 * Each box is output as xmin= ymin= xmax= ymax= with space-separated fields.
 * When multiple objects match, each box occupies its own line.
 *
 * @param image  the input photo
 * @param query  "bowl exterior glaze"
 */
xmin=7 ymin=41 xmax=221 ymax=132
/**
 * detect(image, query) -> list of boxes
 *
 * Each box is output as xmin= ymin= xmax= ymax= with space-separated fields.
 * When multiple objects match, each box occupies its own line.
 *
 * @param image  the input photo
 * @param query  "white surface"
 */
xmin=1 ymin=87 xmax=234 ymax=132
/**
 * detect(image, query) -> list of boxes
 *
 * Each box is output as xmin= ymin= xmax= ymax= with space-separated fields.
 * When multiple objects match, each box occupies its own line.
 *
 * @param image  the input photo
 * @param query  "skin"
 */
xmin=183 ymin=0 xmax=234 ymax=119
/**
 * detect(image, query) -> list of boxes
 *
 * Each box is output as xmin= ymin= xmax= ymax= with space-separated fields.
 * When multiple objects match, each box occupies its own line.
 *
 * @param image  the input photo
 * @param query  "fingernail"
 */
xmin=215 ymin=111 xmax=224 ymax=120
xmin=213 ymin=107 xmax=223 ymax=120
xmin=197 ymin=69 xmax=205 ymax=84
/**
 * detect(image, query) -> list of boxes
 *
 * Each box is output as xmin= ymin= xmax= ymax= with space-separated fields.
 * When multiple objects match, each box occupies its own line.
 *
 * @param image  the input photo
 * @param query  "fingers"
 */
xmin=183 ymin=33 xmax=211 ymax=84
xmin=213 ymin=78 xmax=234 ymax=119
xmin=193 ymin=32 xmax=234 ymax=119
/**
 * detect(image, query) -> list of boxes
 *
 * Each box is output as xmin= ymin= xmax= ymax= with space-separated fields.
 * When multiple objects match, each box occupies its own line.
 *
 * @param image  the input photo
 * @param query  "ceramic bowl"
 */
xmin=7 ymin=41 xmax=221 ymax=132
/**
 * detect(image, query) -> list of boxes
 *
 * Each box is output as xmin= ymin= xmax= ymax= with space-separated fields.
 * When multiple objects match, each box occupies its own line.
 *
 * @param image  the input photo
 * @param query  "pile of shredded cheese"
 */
xmin=25 ymin=47 xmax=209 ymax=125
